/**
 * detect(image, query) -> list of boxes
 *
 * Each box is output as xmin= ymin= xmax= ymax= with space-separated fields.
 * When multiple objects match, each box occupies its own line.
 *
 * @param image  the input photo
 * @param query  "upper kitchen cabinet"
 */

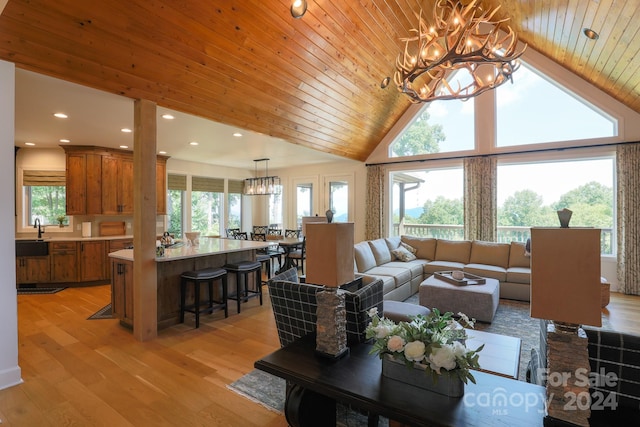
xmin=65 ymin=151 xmax=102 ymax=215
xmin=63 ymin=146 xmax=168 ymax=215
xmin=102 ymin=154 xmax=134 ymax=215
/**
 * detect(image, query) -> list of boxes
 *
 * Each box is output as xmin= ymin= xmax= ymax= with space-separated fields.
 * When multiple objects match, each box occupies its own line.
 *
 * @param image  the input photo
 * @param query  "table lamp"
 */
xmin=530 ymin=227 xmax=602 ymax=427
xmin=306 ymin=222 xmax=354 ymax=359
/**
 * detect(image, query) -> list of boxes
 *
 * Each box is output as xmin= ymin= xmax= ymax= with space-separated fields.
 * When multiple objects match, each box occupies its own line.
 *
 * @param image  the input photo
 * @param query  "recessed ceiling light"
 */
xmin=25 ymin=142 xmax=35 ymax=146
xmin=121 ymin=128 xmax=132 ymax=133
xmin=583 ymin=28 xmax=599 ymax=40
xmin=53 ymin=112 xmax=68 ymax=119
xmin=59 ymin=139 xmax=70 ymax=143
xmin=119 ymin=145 xmax=129 ymax=149
xmin=189 ymin=141 xmax=199 ymax=146
xmin=233 ymin=132 xmax=243 ymax=137
xmin=158 ymin=150 xmax=167 ymax=155
xmin=161 ymin=114 xmax=175 ymax=120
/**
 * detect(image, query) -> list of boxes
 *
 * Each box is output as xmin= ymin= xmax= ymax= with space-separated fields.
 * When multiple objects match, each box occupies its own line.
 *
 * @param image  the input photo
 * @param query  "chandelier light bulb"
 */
xmin=383 ymin=0 xmax=526 ymax=103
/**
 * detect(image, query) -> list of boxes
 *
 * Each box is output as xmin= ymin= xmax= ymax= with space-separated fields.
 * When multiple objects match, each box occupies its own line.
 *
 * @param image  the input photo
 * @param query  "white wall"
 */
xmin=0 ymin=59 xmax=22 ymax=391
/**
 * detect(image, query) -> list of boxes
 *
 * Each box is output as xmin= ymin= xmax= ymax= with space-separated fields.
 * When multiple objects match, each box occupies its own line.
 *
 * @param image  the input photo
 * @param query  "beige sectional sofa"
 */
xmin=354 ymin=236 xmax=531 ymax=302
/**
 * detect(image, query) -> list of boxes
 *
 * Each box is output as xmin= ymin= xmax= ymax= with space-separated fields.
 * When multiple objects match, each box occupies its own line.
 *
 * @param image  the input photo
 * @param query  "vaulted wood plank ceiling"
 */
xmin=1 ymin=0 xmax=638 ymax=162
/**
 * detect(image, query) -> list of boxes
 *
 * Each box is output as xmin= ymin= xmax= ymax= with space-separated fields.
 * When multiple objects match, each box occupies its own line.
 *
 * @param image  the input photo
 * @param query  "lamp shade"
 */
xmin=305 ymin=222 xmax=354 ymax=287
xmin=530 ymin=227 xmax=602 ymax=327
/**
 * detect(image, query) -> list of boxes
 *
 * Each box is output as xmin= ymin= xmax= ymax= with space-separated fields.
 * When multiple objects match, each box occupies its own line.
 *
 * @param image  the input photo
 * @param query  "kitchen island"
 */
xmin=109 ymin=237 xmax=269 ymax=329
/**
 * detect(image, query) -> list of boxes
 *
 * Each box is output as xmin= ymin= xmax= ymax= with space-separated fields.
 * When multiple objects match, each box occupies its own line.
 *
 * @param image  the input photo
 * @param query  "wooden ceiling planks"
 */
xmin=2 ymin=0 xmax=640 ymax=162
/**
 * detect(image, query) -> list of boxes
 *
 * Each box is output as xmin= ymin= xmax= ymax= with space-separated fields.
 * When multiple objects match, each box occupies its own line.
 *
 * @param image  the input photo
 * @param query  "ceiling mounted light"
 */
xmin=53 ymin=112 xmax=68 ymax=119
xmin=161 ymin=113 xmax=175 ymax=120
xmin=583 ymin=28 xmax=599 ymax=40
xmin=290 ymin=0 xmax=307 ymax=19
xmin=382 ymin=0 xmax=526 ymax=103
xmin=121 ymin=128 xmax=132 ymax=133
xmin=243 ymin=158 xmax=281 ymax=196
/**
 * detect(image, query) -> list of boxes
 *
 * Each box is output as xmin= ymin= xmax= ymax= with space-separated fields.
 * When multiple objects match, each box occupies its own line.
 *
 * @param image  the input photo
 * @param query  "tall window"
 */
xmin=390 ymin=85 xmax=475 ymax=157
xmin=269 ymin=185 xmax=283 ymax=229
xmin=390 ymin=168 xmax=464 ymax=239
xmin=328 ymin=180 xmax=348 ymax=222
xmin=227 ymin=180 xmax=244 ymax=229
xmin=23 ymin=170 xmax=66 ymax=225
xmin=296 ymin=183 xmax=313 ymax=228
xmin=191 ymin=176 xmax=224 ymax=236
xmin=496 ymin=63 xmax=616 ymax=147
xmin=497 ymin=157 xmax=615 ymax=253
xmin=167 ymin=174 xmax=186 ymax=238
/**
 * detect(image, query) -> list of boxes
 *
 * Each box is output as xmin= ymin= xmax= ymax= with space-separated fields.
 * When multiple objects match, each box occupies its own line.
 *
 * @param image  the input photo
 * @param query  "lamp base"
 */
xmin=315 ymin=346 xmax=350 ymax=361
xmin=546 ymin=323 xmax=591 ymax=427
xmin=315 ymin=288 xmax=348 ymax=359
xmin=552 ymin=321 xmax=580 ymax=333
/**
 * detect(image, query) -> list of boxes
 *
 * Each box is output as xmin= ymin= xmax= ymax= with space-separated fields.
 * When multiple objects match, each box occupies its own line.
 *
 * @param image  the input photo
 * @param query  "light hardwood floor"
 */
xmin=2 ymin=286 xmax=639 ymax=426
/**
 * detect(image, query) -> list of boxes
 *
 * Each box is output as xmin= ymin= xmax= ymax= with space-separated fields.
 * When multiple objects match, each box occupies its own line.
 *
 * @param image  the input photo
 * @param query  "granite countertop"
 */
xmin=108 ymin=237 xmax=270 ymax=262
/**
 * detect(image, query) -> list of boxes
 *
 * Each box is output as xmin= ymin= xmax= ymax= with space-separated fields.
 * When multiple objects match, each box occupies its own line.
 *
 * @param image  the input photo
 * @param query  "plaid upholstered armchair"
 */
xmin=267 ymin=268 xmax=383 ymax=347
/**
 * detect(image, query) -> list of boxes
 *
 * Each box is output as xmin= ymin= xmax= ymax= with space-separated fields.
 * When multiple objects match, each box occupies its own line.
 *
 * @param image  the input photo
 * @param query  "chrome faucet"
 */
xmin=34 ymin=218 xmax=44 ymax=239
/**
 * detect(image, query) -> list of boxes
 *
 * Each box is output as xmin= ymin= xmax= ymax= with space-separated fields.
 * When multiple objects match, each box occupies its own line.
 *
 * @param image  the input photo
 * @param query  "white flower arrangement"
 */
xmin=365 ymin=307 xmax=483 ymax=384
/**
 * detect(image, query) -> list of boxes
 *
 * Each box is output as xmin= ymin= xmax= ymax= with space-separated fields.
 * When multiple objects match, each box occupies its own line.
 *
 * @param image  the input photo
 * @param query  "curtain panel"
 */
xmin=365 ymin=165 xmax=385 ymax=240
xmin=616 ymin=144 xmax=640 ymax=295
xmin=463 ymin=156 xmax=497 ymax=242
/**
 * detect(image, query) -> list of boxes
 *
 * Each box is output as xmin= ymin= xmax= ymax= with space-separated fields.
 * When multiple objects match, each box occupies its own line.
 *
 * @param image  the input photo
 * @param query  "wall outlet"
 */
xmin=76 ymin=224 xmax=81 ymax=231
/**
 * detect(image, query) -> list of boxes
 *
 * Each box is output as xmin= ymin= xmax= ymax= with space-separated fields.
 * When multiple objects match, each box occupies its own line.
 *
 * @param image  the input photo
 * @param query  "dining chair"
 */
xmin=226 ymin=228 xmax=240 ymax=238
xmin=268 ymin=228 xmax=282 ymax=236
xmin=234 ymin=231 xmax=248 ymax=240
xmin=284 ymin=229 xmax=301 ymax=238
xmin=253 ymin=225 xmax=268 ymax=234
xmin=288 ymin=236 xmax=306 ymax=274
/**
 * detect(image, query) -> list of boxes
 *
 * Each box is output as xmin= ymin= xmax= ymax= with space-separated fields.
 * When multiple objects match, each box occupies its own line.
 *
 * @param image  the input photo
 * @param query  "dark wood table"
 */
xmin=274 ymin=237 xmax=304 ymax=273
xmin=255 ymin=334 xmax=546 ymax=427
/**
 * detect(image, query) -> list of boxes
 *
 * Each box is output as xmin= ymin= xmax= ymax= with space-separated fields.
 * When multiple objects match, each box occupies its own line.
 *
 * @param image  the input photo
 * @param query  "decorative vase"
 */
xmin=381 ymin=355 xmax=464 ymax=397
xmin=325 ymin=209 xmax=334 ymax=223
xmin=557 ymin=208 xmax=572 ymax=228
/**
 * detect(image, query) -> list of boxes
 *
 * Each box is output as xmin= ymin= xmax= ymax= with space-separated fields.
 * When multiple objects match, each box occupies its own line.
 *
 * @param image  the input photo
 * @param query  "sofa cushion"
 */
xmin=401 ymin=236 xmax=437 ymax=260
xmin=424 ymin=260 xmax=466 ymax=274
xmin=470 ymin=241 xmax=510 ymax=269
xmin=463 ymin=264 xmax=507 ymax=282
xmin=391 ymin=246 xmax=417 ymax=262
xmin=435 ymin=239 xmax=472 ymax=264
xmin=509 ymin=241 xmax=531 ymax=268
xmin=385 ymin=236 xmax=401 ymax=251
xmin=365 ymin=265 xmax=412 ymax=288
xmin=354 ymin=241 xmax=377 ymax=272
xmin=506 ymin=267 xmax=531 ymax=284
xmin=359 ymin=273 xmax=396 ymax=295
xmin=384 ymin=260 xmax=426 ymax=278
xmin=369 ymin=239 xmax=393 ymax=265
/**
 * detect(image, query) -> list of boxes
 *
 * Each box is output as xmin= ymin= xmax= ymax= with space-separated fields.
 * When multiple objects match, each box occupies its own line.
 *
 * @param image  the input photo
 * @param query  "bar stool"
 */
xmin=180 ymin=267 xmax=228 ymax=328
xmin=224 ymin=260 xmax=262 ymax=313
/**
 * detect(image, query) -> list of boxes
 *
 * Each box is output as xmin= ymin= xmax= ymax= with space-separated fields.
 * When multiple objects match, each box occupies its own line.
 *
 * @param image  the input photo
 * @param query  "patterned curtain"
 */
xmin=616 ymin=143 xmax=640 ymax=295
xmin=365 ymin=164 xmax=385 ymax=240
xmin=464 ymin=156 xmax=497 ymax=241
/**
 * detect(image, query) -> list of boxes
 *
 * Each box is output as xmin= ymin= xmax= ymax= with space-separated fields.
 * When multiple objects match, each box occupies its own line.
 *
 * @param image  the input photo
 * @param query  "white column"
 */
xmin=0 ymin=59 xmax=23 ymax=390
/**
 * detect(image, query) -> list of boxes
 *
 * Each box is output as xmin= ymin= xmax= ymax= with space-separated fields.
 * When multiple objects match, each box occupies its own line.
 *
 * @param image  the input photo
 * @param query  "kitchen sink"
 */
xmin=15 ymin=240 xmax=49 ymax=257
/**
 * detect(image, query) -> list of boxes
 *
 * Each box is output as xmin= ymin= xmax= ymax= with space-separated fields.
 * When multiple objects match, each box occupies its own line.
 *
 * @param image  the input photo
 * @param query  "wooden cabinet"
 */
xmin=50 ymin=241 xmax=78 ymax=283
xmin=16 ymin=256 xmax=50 ymax=284
xmin=102 ymin=155 xmax=134 ymax=214
xmin=79 ymin=241 xmax=107 ymax=282
xmin=111 ymin=259 xmax=133 ymax=327
xmin=64 ymin=146 xmax=168 ymax=215
xmin=65 ymin=151 xmax=102 ymax=215
xmin=156 ymin=158 xmax=167 ymax=215
xmin=108 ymin=238 xmax=134 ymax=253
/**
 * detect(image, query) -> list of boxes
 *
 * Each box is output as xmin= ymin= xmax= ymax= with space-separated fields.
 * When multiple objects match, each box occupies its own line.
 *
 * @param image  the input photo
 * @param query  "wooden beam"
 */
xmin=133 ymin=98 xmax=158 ymax=341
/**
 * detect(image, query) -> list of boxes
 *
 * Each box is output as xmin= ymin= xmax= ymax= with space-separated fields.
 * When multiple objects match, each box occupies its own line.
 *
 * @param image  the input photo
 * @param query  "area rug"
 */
xmin=17 ymin=287 xmax=65 ymax=295
xmin=229 ymin=296 xmax=613 ymax=422
xmin=87 ymin=303 xmax=113 ymax=320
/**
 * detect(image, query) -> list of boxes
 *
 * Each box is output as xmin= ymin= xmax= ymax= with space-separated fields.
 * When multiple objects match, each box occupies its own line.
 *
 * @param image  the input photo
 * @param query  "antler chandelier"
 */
xmin=382 ymin=0 xmax=526 ymax=103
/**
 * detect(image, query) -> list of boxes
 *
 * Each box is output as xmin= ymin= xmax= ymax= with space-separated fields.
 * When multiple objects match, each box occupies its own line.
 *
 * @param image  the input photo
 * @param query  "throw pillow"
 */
xmin=400 ymin=241 xmax=417 ymax=254
xmin=391 ymin=246 xmax=417 ymax=262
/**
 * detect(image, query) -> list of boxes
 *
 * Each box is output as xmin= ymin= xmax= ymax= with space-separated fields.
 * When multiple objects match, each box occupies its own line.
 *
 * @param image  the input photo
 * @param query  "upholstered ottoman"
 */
xmin=419 ymin=275 xmax=500 ymax=323
xmin=383 ymin=300 xmax=431 ymax=323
